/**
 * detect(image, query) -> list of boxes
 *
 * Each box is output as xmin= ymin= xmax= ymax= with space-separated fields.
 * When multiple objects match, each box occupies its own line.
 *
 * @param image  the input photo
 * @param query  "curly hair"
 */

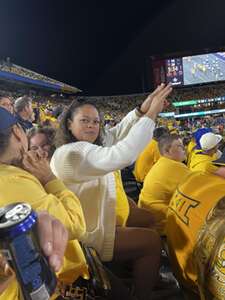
xmin=55 ymin=100 xmax=102 ymax=148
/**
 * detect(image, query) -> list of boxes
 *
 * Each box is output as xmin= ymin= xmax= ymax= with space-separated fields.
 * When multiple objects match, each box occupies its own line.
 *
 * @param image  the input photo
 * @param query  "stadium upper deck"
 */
xmin=0 ymin=59 xmax=81 ymax=94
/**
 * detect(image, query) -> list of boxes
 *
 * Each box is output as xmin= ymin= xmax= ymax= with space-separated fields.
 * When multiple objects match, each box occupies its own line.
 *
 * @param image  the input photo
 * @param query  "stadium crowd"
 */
xmin=76 ymin=82 xmax=225 ymax=121
xmin=0 ymin=81 xmax=225 ymax=300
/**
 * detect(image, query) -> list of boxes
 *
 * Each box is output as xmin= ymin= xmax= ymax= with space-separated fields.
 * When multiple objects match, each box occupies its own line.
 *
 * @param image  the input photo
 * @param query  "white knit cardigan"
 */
xmin=50 ymin=109 xmax=155 ymax=261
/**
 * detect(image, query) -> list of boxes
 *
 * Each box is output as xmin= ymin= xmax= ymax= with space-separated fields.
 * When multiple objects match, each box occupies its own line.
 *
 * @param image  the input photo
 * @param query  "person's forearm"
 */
xmin=145 ymin=111 xmax=157 ymax=122
xmin=43 ymin=179 xmax=86 ymax=240
xmin=108 ymin=109 xmax=140 ymax=143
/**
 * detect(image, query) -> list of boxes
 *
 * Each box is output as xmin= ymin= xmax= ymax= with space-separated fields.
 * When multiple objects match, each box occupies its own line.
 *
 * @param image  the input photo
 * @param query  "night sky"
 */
xmin=0 ymin=0 xmax=225 ymax=96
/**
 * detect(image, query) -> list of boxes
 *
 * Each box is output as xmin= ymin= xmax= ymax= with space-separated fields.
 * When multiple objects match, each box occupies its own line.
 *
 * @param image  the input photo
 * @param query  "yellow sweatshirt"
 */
xmin=0 ymin=164 xmax=89 ymax=300
xmin=186 ymin=139 xmax=196 ymax=167
xmin=114 ymin=170 xmax=130 ymax=227
xmin=138 ymin=156 xmax=190 ymax=235
xmin=189 ymin=151 xmax=219 ymax=174
xmin=133 ymin=139 xmax=160 ymax=182
xmin=167 ymin=172 xmax=225 ymax=293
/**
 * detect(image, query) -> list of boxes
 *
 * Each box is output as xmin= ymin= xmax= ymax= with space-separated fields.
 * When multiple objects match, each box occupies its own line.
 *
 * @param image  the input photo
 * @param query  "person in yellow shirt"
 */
xmin=187 ymin=137 xmax=196 ymax=154
xmin=138 ymin=134 xmax=190 ymax=235
xmin=133 ymin=126 xmax=169 ymax=182
xmin=166 ymin=170 xmax=225 ymax=300
xmin=186 ymin=128 xmax=212 ymax=167
xmin=189 ymin=132 xmax=223 ymax=176
xmin=0 ymin=107 xmax=88 ymax=299
xmin=186 ymin=137 xmax=196 ymax=167
xmin=0 ymin=107 xmax=136 ymax=300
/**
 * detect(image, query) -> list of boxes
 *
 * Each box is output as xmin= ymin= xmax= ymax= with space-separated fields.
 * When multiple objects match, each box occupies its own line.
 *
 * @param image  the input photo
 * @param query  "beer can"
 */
xmin=0 ymin=202 xmax=57 ymax=300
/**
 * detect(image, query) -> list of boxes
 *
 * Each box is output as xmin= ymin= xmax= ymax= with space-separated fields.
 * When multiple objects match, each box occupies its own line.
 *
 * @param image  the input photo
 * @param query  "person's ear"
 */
xmin=164 ymin=146 xmax=171 ymax=155
xmin=23 ymin=105 xmax=28 ymax=114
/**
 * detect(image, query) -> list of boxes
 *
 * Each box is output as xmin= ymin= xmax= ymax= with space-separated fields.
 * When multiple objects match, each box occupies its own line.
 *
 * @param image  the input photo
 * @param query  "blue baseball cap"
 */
xmin=193 ymin=128 xmax=213 ymax=149
xmin=0 ymin=107 xmax=18 ymax=131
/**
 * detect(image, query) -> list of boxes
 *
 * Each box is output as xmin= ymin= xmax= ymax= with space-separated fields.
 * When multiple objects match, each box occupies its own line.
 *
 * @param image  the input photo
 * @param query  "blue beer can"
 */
xmin=0 ymin=203 xmax=57 ymax=300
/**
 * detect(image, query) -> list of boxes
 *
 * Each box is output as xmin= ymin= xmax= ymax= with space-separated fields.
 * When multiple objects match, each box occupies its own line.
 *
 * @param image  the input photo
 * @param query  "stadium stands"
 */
xmin=0 ymin=59 xmax=81 ymax=94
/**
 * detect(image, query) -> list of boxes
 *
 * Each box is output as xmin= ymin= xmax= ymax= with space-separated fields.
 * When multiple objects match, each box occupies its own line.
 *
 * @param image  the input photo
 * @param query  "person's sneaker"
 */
xmin=156 ymin=271 xmax=180 ymax=290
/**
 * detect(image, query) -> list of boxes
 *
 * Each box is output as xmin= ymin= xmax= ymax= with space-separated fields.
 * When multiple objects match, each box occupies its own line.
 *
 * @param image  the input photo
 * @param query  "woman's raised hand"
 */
xmin=145 ymin=84 xmax=172 ymax=120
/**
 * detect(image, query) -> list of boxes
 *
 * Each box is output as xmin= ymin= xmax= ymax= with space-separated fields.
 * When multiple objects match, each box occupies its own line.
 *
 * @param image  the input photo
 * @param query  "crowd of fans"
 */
xmin=0 ymin=80 xmax=225 ymax=131
xmin=77 ymin=82 xmax=225 ymax=121
xmin=1 ymin=57 xmax=225 ymax=122
xmin=0 ymin=83 xmax=224 ymax=138
xmin=0 ymin=81 xmax=225 ymax=300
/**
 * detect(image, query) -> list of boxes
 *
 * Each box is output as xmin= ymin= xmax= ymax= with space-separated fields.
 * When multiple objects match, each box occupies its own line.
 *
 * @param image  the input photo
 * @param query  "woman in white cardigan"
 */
xmin=51 ymin=84 xmax=172 ymax=300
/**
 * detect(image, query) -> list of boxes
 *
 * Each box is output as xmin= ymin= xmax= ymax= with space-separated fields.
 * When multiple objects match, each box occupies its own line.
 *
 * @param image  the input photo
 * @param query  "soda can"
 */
xmin=0 ymin=202 xmax=57 ymax=300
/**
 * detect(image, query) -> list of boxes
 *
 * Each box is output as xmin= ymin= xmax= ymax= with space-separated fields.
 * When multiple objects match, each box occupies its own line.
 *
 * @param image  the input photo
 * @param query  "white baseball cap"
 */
xmin=199 ymin=132 xmax=223 ymax=151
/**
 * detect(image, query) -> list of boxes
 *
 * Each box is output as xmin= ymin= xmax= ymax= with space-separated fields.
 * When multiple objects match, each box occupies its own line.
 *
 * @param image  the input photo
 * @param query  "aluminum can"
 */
xmin=0 ymin=203 xmax=57 ymax=300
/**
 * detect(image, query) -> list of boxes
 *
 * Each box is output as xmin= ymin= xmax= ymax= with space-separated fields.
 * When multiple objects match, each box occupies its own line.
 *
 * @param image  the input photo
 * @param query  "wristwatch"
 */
xmin=135 ymin=104 xmax=144 ymax=117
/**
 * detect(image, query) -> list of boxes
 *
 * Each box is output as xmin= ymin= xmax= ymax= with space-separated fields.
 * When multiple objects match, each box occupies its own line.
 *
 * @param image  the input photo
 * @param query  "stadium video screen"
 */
xmin=152 ymin=51 xmax=225 ymax=87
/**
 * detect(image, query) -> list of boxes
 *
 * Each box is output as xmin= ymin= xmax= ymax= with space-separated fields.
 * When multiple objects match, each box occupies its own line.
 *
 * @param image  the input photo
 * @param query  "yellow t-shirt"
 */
xmin=189 ymin=151 xmax=219 ymax=174
xmin=187 ymin=140 xmax=196 ymax=155
xmin=133 ymin=139 xmax=160 ymax=183
xmin=166 ymin=172 xmax=225 ymax=292
xmin=186 ymin=139 xmax=196 ymax=167
xmin=114 ymin=171 xmax=130 ymax=227
xmin=138 ymin=156 xmax=190 ymax=235
xmin=0 ymin=164 xmax=89 ymax=300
